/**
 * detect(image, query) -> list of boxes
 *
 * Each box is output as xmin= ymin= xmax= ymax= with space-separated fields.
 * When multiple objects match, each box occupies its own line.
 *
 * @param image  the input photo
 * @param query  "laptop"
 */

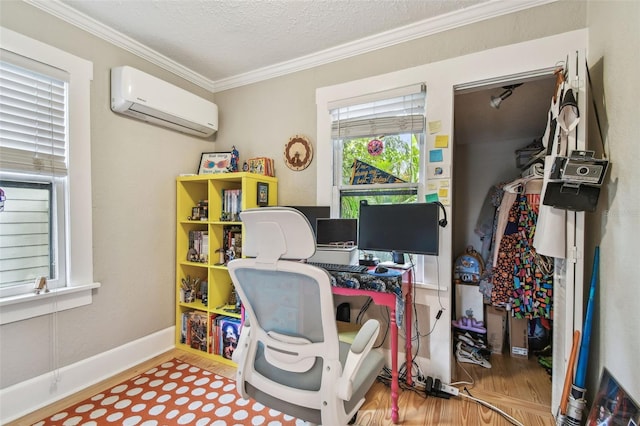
xmin=315 ymin=218 xmax=358 ymax=248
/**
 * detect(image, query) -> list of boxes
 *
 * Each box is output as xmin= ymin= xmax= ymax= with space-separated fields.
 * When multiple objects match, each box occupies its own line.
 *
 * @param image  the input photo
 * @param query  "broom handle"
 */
xmin=560 ymin=330 xmax=581 ymax=415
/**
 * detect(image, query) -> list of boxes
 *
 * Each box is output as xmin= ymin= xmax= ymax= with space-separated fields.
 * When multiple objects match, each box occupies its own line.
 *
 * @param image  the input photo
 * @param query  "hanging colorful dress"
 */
xmin=491 ymin=191 xmax=553 ymax=319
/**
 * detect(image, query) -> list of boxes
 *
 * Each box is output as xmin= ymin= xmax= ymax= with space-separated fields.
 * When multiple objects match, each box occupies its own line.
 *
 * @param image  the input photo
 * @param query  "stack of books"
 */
xmin=221 ymin=189 xmax=242 ymax=221
xmin=247 ymin=157 xmax=275 ymax=177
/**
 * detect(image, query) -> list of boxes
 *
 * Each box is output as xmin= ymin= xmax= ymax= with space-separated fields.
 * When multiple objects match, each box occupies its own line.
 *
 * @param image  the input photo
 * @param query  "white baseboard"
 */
xmin=0 ymin=326 xmax=175 ymax=424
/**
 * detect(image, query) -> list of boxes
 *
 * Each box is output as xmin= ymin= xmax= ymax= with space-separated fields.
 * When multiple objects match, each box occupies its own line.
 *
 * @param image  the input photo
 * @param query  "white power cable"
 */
xmin=459 ymin=392 xmax=525 ymax=426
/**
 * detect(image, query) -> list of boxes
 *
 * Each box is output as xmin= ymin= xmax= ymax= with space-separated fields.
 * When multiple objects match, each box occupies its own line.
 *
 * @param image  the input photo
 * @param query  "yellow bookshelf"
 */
xmin=175 ymin=172 xmax=277 ymax=364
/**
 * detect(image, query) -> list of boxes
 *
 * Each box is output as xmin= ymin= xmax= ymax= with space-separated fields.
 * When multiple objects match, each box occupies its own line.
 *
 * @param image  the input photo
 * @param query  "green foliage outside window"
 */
xmin=339 ymin=133 xmax=420 ymax=219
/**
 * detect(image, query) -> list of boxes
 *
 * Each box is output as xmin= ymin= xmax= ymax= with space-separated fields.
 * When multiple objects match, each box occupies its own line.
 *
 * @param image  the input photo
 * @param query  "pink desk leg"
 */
xmin=405 ymin=269 xmax=413 ymax=387
xmin=390 ymin=304 xmax=399 ymax=424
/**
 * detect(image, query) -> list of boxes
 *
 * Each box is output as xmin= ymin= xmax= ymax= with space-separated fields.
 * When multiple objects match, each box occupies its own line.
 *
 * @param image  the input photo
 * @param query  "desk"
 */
xmin=328 ymin=268 xmax=412 ymax=424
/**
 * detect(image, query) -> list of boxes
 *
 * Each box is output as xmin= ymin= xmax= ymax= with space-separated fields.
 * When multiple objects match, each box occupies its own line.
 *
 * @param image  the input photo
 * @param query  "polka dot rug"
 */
xmin=32 ymin=358 xmax=305 ymax=426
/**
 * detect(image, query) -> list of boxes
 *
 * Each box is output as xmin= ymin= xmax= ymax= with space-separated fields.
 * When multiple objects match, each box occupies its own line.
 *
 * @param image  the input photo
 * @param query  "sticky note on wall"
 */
xmin=429 ymin=149 xmax=443 ymax=162
xmin=435 ymin=135 xmax=449 ymax=148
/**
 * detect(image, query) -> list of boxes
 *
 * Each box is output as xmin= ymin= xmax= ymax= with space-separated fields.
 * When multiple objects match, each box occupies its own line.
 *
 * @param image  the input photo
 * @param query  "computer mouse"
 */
xmin=375 ymin=265 xmax=388 ymax=274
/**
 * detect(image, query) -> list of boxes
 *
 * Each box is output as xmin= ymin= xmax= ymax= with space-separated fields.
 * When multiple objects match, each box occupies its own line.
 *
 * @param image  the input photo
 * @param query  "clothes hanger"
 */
xmin=504 ymin=171 xmax=544 ymax=194
xmin=553 ymin=66 xmax=566 ymax=103
xmin=503 ymin=177 xmax=525 ymax=194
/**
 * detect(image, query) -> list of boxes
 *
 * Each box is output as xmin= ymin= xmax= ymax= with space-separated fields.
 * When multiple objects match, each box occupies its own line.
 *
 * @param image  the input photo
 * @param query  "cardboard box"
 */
xmin=485 ymin=306 xmax=507 ymax=354
xmin=509 ymin=315 xmax=529 ymax=358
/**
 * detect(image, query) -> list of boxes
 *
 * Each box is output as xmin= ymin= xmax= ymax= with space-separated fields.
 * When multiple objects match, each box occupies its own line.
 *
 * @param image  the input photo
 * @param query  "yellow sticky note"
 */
xmin=438 ymin=188 xmax=449 ymax=198
xmin=428 ymin=120 xmax=442 ymax=134
xmin=435 ymin=135 xmax=449 ymax=148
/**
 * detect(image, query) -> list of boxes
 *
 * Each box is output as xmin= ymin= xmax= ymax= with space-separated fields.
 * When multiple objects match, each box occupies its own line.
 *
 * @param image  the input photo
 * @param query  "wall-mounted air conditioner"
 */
xmin=111 ymin=66 xmax=218 ymax=137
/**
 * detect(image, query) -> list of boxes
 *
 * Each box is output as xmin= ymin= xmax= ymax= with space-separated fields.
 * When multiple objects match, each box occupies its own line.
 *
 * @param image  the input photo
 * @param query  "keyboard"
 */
xmin=308 ymin=262 xmax=369 ymax=274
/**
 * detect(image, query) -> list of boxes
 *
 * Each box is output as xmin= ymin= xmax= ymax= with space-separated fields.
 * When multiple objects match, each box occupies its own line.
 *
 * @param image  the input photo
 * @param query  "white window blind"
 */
xmin=330 ymin=84 xmax=426 ymax=139
xmin=0 ymin=49 xmax=69 ymax=176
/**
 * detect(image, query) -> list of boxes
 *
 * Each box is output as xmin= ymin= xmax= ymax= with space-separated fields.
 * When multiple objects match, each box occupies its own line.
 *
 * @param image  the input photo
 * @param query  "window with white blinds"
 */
xmin=330 ymin=84 xmax=426 ymax=264
xmin=0 ymin=51 xmax=68 ymax=296
xmin=0 ymin=50 xmax=69 ymax=176
xmin=0 ymin=27 xmax=95 ymax=324
xmin=331 ymin=84 xmax=425 ymax=200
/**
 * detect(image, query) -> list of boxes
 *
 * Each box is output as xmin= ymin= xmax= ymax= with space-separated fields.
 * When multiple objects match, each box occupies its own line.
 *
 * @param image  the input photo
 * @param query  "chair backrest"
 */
xmin=241 ymin=206 xmax=316 ymax=262
xmin=229 ymin=207 xmax=344 ymax=423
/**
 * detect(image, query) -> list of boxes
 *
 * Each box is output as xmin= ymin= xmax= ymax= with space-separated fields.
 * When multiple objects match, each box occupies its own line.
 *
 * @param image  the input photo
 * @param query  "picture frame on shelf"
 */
xmin=198 ymin=152 xmax=232 ymax=174
xmin=257 ymin=182 xmax=269 ymax=206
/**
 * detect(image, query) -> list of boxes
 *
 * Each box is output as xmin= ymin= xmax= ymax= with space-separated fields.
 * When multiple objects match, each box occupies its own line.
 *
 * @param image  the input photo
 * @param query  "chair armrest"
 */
xmin=336 ymin=319 xmax=380 ymax=400
xmin=350 ymin=320 xmax=379 ymax=354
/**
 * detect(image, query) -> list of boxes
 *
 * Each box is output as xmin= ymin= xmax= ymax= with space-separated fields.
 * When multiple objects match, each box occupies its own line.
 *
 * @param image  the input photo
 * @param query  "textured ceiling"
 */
xmin=59 ymin=0 xmax=487 ymax=83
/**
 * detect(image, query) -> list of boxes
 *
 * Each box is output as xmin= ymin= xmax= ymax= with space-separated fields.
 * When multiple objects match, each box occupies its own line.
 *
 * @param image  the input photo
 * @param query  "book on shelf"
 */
xmin=221 ymin=188 xmax=242 ymax=221
xmin=208 ymin=314 xmax=218 ymax=354
xmin=217 ymin=316 xmax=242 ymax=360
xmin=180 ymin=312 xmax=188 ymax=344
xmin=187 ymin=310 xmax=209 ymax=352
xmin=223 ymin=225 xmax=242 ymax=263
xmin=188 ymin=230 xmax=208 ymax=263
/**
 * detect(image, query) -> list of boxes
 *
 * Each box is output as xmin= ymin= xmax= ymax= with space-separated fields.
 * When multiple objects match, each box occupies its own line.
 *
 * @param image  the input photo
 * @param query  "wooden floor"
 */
xmin=10 ymin=348 xmax=555 ymax=426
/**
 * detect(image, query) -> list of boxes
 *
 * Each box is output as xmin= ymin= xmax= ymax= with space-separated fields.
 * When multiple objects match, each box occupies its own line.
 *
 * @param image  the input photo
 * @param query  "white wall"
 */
xmin=585 ymin=0 xmax=640 ymax=403
xmin=452 ymin=139 xmax=524 ymax=255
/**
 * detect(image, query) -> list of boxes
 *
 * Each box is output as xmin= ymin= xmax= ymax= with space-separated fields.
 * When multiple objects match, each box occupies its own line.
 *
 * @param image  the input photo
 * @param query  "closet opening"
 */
xmin=451 ymin=72 xmax=558 ymax=410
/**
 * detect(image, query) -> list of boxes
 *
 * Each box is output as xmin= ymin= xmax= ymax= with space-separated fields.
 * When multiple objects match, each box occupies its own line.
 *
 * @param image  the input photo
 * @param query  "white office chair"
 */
xmin=229 ymin=207 xmax=385 ymax=426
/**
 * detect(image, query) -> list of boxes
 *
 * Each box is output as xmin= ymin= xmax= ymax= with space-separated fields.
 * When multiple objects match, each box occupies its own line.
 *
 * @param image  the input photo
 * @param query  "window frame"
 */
xmin=0 ymin=27 xmax=99 ymax=324
xmin=317 ymin=81 xmax=439 ymax=286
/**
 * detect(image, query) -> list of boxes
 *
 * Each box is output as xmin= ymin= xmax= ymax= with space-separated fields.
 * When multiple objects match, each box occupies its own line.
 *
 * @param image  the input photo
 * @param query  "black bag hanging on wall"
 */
xmin=543 ymin=182 xmax=601 ymax=212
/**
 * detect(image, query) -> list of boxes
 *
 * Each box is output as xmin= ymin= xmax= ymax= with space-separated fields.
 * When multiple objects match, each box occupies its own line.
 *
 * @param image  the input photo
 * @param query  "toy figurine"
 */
xmin=230 ymin=146 xmax=239 ymax=172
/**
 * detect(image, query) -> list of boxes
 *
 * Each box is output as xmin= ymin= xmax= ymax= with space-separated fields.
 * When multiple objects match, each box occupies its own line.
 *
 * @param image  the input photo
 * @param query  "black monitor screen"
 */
xmin=358 ymin=203 xmax=439 ymax=256
xmin=315 ymin=218 xmax=358 ymax=246
xmin=286 ymin=206 xmax=330 ymax=236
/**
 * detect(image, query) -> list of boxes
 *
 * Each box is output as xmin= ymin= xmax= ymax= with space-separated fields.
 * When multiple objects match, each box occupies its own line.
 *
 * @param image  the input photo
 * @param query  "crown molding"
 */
xmin=24 ymin=0 xmax=216 ymax=92
xmin=26 ymin=0 xmax=556 ymax=94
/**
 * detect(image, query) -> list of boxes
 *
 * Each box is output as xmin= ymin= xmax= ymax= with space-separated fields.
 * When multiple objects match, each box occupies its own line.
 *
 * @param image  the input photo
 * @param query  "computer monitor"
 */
xmin=285 ymin=206 xmax=330 ymax=236
xmin=315 ymin=218 xmax=358 ymax=246
xmin=358 ymin=202 xmax=440 ymax=257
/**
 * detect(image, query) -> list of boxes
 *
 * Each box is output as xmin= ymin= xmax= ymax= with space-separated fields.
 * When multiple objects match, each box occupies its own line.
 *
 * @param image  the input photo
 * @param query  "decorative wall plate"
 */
xmin=283 ymin=135 xmax=313 ymax=171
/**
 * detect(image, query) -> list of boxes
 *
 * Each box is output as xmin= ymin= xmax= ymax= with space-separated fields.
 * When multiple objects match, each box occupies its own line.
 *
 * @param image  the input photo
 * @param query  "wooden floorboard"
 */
xmin=9 ymin=348 xmax=555 ymax=425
